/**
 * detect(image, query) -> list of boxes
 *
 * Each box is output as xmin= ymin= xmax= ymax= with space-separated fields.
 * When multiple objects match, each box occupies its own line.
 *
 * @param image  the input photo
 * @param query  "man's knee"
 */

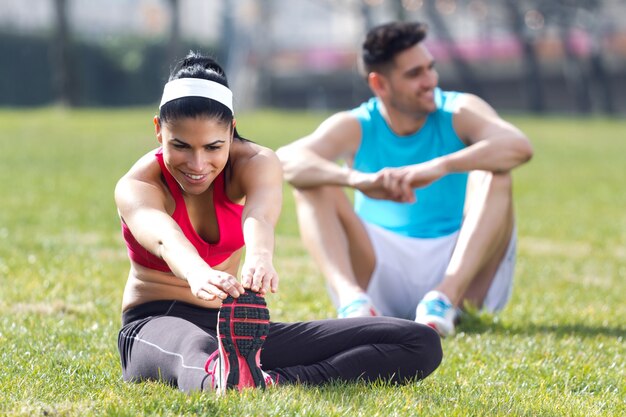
xmin=293 ymin=185 xmax=344 ymax=207
xmin=466 ymin=171 xmax=513 ymax=208
xmin=488 ymin=171 xmax=513 ymax=193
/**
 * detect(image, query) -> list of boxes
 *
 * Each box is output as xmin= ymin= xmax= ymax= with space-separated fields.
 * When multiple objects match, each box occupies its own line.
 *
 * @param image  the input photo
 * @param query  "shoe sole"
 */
xmin=217 ymin=291 xmax=270 ymax=392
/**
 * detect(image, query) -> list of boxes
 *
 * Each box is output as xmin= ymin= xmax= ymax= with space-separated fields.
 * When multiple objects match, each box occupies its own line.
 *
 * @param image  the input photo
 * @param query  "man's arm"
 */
xmin=277 ymin=111 xmax=415 ymax=202
xmin=276 ymin=111 xmax=362 ymax=188
xmin=444 ymin=93 xmax=533 ymax=173
xmin=398 ymin=94 xmax=533 ymax=190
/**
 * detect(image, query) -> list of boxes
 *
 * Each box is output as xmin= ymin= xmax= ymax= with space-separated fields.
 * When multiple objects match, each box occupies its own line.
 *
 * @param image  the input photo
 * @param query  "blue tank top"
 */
xmin=351 ymin=88 xmax=468 ymax=238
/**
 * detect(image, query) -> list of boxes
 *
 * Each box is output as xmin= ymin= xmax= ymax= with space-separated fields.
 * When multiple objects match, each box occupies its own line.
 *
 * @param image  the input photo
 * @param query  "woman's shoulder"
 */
xmin=114 ymin=149 xmax=168 ymax=212
xmin=227 ymin=139 xmax=281 ymax=194
xmin=231 ymin=140 xmax=280 ymax=170
xmin=115 ymin=148 xmax=167 ymax=203
xmin=120 ymin=148 xmax=163 ymax=181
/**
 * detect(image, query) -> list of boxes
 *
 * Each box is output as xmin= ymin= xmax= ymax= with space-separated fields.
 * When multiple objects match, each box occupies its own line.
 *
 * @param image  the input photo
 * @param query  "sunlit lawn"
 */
xmin=0 ymin=107 xmax=624 ymax=416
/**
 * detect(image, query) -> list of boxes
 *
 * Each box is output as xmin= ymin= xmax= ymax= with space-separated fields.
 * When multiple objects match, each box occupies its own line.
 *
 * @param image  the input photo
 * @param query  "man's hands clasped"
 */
xmin=348 ymin=158 xmax=447 ymax=203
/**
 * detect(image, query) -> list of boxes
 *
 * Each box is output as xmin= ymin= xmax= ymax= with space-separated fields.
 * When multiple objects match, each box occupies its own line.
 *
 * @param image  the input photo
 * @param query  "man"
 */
xmin=276 ymin=21 xmax=533 ymax=337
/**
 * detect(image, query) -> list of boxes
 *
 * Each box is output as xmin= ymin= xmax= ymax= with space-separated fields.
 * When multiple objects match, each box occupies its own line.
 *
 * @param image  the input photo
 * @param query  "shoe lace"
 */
xmin=426 ymin=298 xmax=452 ymax=318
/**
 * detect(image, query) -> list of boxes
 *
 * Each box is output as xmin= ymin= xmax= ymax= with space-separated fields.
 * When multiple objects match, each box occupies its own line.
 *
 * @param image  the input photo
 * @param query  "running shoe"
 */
xmin=415 ymin=290 xmax=456 ymax=337
xmin=205 ymin=348 xmax=275 ymax=393
xmin=204 ymin=349 xmax=220 ymax=390
xmin=337 ymin=294 xmax=380 ymax=318
xmin=216 ymin=291 xmax=271 ymax=394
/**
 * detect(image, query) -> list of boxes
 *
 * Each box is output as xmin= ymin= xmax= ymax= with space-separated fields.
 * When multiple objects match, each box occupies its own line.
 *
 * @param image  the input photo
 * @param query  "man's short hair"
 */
xmin=360 ymin=21 xmax=428 ymax=76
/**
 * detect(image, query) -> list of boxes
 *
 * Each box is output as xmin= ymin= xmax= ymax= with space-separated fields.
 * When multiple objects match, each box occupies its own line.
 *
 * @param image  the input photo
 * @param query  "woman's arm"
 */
xmin=237 ymin=146 xmax=283 ymax=295
xmin=114 ymin=164 xmax=244 ymax=301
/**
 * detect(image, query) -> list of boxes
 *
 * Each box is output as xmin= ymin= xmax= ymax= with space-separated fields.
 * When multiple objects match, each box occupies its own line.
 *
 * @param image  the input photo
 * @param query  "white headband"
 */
xmin=159 ymin=78 xmax=234 ymax=114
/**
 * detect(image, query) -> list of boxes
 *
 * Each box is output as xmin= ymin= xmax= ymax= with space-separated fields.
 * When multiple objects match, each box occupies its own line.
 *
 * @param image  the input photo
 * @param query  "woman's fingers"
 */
xmin=270 ymin=273 xmax=279 ymax=293
xmin=241 ymin=264 xmax=279 ymax=295
xmin=254 ymin=266 xmax=268 ymax=292
xmin=191 ymin=273 xmax=243 ymax=301
xmin=242 ymin=266 xmax=265 ymax=293
xmin=218 ymin=275 xmax=244 ymax=297
xmin=193 ymin=286 xmax=221 ymax=301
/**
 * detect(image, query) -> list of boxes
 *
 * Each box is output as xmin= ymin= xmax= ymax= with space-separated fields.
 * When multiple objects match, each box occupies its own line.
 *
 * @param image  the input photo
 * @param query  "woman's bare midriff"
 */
xmin=121 ymin=251 xmax=242 ymax=312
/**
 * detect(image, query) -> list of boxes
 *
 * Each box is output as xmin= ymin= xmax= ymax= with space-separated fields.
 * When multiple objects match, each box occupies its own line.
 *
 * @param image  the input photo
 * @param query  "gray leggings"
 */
xmin=118 ymin=300 xmax=442 ymax=392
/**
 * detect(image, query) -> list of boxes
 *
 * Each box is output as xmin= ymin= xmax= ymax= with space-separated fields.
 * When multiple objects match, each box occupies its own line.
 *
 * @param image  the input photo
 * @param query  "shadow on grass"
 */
xmin=457 ymin=314 xmax=625 ymax=339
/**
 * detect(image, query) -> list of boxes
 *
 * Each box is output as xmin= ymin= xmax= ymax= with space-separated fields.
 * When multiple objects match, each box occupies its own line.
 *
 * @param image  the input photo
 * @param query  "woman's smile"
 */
xmin=182 ymin=171 xmax=208 ymax=182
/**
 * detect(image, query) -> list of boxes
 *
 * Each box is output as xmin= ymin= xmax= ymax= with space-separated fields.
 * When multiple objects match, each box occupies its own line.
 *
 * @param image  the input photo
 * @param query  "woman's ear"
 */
xmin=153 ymin=116 xmax=163 ymax=144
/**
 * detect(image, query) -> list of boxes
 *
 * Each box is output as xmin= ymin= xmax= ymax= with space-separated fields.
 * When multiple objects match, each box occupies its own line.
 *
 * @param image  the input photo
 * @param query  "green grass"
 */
xmin=0 ymin=107 xmax=624 ymax=416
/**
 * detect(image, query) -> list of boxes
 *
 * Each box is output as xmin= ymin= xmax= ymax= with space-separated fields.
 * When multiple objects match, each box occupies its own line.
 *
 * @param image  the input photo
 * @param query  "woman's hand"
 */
xmin=186 ymin=268 xmax=245 ymax=301
xmin=240 ymin=254 xmax=279 ymax=295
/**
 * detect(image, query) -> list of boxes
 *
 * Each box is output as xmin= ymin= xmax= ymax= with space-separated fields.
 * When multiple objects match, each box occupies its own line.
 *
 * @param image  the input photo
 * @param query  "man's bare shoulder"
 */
xmin=301 ymin=111 xmax=362 ymax=156
xmin=314 ymin=110 xmax=361 ymax=138
xmin=453 ymin=93 xmax=499 ymax=119
xmin=452 ymin=93 xmax=528 ymax=147
xmin=452 ymin=93 xmax=504 ymax=143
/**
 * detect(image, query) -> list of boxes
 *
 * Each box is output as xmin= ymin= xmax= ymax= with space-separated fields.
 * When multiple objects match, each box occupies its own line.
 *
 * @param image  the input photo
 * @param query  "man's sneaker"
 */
xmin=216 ymin=291 xmax=270 ymax=394
xmin=415 ymin=290 xmax=456 ymax=337
xmin=337 ymin=294 xmax=380 ymax=318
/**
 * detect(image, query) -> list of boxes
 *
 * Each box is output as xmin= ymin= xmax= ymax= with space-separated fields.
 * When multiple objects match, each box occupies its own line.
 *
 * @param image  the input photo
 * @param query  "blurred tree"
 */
xmin=391 ymin=0 xmax=408 ymax=22
xmin=220 ymin=0 xmax=272 ymax=109
xmin=360 ymin=1 xmax=375 ymax=30
xmin=556 ymin=3 xmax=593 ymax=114
xmin=167 ymin=0 xmax=182 ymax=65
xmin=256 ymin=0 xmax=274 ymax=107
xmin=585 ymin=0 xmax=615 ymax=114
xmin=221 ymin=0 xmax=236 ymax=65
xmin=423 ymin=0 xmax=484 ymax=97
xmin=504 ymin=0 xmax=545 ymax=113
xmin=52 ymin=0 xmax=77 ymax=106
xmin=536 ymin=0 xmax=614 ymax=114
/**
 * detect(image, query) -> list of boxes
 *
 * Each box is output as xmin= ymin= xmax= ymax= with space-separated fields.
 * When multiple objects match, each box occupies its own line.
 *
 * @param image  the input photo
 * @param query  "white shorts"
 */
xmin=362 ymin=222 xmax=517 ymax=320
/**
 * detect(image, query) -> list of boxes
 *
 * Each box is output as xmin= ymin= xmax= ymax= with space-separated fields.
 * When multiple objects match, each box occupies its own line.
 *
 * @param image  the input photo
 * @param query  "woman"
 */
xmin=116 ymin=52 xmax=442 ymax=394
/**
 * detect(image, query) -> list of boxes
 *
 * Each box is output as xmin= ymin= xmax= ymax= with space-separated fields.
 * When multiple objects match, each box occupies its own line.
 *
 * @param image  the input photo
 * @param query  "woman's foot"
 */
xmin=215 ymin=291 xmax=271 ymax=393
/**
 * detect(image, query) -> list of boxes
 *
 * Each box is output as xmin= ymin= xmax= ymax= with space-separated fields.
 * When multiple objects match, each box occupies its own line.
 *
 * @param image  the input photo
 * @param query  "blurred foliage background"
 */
xmin=1 ymin=0 xmax=625 ymax=114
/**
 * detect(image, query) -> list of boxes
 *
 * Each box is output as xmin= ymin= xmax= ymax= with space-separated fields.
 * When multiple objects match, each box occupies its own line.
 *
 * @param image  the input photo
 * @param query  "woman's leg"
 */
xmin=261 ymin=317 xmax=442 ymax=385
xmin=118 ymin=304 xmax=220 ymax=393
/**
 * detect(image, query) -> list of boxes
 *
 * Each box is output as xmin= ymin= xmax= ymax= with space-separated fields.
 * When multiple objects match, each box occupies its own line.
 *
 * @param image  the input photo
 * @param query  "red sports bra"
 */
xmin=121 ymin=149 xmax=245 ymax=272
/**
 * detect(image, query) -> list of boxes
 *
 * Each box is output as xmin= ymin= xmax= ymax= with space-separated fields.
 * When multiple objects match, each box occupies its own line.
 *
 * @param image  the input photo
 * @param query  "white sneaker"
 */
xmin=337 ymin=294 xmax=380 ymax=318
xmin=415 ymin=291 xmax=456 ymax=337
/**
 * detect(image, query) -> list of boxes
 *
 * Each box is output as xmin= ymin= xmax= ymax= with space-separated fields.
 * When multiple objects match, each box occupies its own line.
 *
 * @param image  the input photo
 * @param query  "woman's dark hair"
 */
xmin=159 ymin=51 xmax=247 ymax=141
xmin=360 ymin=21 xmax=428 ymax=76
